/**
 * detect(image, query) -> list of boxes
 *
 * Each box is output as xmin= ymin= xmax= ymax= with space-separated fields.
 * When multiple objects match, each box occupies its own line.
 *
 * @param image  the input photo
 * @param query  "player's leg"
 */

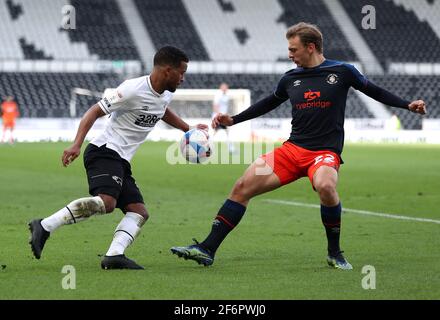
xmin=171 ymin=156 xmax=282 ymax=266
xmin=225 ymin=127 xmax=235 ymax=153
xmin=9 ymin=124 xmax=14 ymax=144
xmin=311 ymin=160 xmax=352 ymax=270
xmin=313 ymin=165 xmax=341 ymax=254
xmin=101 ymin=162 xmax=147 ymax=270
xmin=29 ymin=195 xmax=110 ymax=259
xmin=28 ymin=144 xmax=122 ymax=259
xmin=1 ymin=124 xmax=6 ymax=143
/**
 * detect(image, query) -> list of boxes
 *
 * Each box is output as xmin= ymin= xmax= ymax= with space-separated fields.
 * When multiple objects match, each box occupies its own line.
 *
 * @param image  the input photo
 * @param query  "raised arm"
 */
xmin=62 ymin=104 xmax=105 ymax=167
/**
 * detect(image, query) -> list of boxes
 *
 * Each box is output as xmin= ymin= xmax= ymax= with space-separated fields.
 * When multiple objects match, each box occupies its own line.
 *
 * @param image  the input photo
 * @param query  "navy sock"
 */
xmin=200 ymin=199 xmax=246 ymax=254
xmin=321 ymin=202 xmax=342 ymax=256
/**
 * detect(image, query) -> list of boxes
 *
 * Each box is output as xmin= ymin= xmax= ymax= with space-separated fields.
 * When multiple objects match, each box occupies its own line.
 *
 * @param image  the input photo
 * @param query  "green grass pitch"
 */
xmin=0 ymin=141 xmax=439 ymax=299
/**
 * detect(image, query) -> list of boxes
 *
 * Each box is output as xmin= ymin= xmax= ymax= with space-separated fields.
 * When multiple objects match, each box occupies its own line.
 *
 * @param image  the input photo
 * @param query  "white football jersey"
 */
xmin=91 ymin=75 xmax=173 ymax=161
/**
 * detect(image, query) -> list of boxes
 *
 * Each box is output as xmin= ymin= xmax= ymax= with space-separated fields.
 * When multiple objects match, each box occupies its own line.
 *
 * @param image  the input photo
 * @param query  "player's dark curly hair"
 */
xmin=154 ymin=46 xmax=189 ymax=68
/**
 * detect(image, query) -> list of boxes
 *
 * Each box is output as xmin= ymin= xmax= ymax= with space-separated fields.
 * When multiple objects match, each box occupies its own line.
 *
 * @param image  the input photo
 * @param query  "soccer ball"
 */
xmin=180 ymin=128 xmax=212 ymax=163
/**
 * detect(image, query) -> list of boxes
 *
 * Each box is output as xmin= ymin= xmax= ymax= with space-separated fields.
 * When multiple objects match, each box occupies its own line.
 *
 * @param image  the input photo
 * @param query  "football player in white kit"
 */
xmin=28 ymin=46 xmax=208 ymax=269
xmin=212 ymin=83 xmax=234 ymax=152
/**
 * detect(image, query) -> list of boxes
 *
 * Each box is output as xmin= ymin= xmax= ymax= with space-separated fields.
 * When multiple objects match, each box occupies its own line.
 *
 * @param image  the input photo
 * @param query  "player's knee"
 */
xmin=124 ymin=203 xmax=149 ymax=221
xmin=315 ymin=181 xmax=337 ymax=197
xmin=134 ymin=209 xmax=149 ymax=221
xmin=98 ymin=194 xmax=117 ymax=213
xmin=67 ymin=196 xmax=107 ymax=219
xmin=104 ymin=201 xmax=116 ymax=213
xmin=230 ymin=178 xmax=252 ymax=202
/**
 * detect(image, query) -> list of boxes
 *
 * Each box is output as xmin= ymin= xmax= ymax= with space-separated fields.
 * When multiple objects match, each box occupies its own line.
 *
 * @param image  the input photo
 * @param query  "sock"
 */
xmin=41 ymin=196 xmax=106 ymax=232
xmin=106 ymin=212 xmax=146 ymax=256
xmin=200 ymin=199 xmax=246 ymax=254
xmin=321 ymin=202 xmax=342 ymax=256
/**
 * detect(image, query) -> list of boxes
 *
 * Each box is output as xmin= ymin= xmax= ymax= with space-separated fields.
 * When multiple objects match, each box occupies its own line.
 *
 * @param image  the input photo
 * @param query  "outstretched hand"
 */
xmin=62 ymin=145 xmax=81 ymax=167
xmin=408 ymin=100 xmax=426 ymax=115
xmin=212 ymin=113 xmax=233 ymax=129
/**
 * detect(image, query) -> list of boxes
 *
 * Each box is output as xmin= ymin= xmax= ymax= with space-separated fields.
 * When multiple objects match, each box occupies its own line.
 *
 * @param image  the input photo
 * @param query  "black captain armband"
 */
xmin=231 ymin=93 xmax=285 ymax=125
xmin=361 ymin=81 xmax=411 ymax=110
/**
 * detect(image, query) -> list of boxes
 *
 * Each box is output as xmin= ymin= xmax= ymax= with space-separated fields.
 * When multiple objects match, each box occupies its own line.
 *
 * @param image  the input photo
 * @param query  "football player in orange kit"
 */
xmin=1 ymin=96 xmax=20 ymax=143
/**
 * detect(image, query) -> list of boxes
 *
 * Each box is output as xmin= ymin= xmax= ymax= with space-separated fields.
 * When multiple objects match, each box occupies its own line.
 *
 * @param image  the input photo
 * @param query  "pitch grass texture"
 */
xmin=0 ymin=142 xmax=439 ymax=299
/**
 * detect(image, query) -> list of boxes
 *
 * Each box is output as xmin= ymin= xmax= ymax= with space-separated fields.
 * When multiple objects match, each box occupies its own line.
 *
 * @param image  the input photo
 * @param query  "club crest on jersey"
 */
xmin=293 ymin=80 xmax=302 ymax=87
xmin=326 ymin=74 xmax=338 ymax=85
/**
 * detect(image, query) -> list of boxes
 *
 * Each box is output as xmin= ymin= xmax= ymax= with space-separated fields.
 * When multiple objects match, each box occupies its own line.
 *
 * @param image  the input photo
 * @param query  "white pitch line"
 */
xmin=264 ymin=199 xmax=440 ymax=225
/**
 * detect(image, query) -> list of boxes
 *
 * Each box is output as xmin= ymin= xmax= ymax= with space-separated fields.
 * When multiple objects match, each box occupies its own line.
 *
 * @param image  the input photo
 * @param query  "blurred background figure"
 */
xmin=1 ymin=96 xmax=20 ymax=144
xmin=212 ymin=83 xmax=234 ymax=153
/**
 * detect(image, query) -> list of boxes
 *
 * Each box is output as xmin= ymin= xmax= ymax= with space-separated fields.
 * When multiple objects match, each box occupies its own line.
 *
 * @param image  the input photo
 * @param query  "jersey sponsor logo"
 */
xmin=304 ymin=90 xmax=321 ymax=101
xmin=295 ymin=90 xmax=332 ymax=110
xmin=134 ymin=114 xmax=160 ymax=127
xmin=326 ymin=74 xmax=339 ymax=85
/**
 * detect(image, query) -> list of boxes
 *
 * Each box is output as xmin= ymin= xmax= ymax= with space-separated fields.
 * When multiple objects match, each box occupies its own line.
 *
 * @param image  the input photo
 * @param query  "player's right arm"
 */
xmin=62 ymin=104 xmax=105 ymax=167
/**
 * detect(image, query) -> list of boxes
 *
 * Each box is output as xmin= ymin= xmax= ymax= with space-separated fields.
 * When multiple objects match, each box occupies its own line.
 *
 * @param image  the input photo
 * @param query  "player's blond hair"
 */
xmin=286 ymin=22 xmax=323 ymax=54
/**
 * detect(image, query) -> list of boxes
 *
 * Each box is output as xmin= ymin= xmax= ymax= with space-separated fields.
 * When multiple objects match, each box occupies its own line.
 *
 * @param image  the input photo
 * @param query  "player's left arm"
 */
xmin=346 ymin=64 xmax=426 ymax=115
xmin=360 ymin=81 xmax=426 ymax=115
xmin=162 ymin=107 xmax=208 ymax=132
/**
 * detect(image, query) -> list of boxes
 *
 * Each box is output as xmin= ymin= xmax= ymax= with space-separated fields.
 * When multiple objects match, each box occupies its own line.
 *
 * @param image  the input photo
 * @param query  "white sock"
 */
xmin=106 ymin=212 xmax=146 ymax=256
xmin=41 ymin=196 xmax=106 ymax=232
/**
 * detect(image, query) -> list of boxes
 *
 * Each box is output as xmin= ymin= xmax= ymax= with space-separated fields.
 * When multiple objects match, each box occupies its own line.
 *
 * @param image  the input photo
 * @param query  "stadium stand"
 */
xmin=134 ymin=0 xmax=209 ymax=61
xmin=1 ymin=0 xmax=439 ymax=131
xmin=0 ymin=0 xmax=92 ymax=60
xmin=0 ymin=0 xmax=139 ymax=61
xmin=6 ymin=0 xmax=23 ymax=20
xmin=340 ymin=0 xmax=440 ymax=68
xmin=183 ymin=0 xmax=287 ymax=61
xmin=68 ymin=0 xmax=140 ymax=61
xmin=19 ymin=38 xmax=53 ymax=60
xmin=0 ymin=72 xmax=121 ymax=117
